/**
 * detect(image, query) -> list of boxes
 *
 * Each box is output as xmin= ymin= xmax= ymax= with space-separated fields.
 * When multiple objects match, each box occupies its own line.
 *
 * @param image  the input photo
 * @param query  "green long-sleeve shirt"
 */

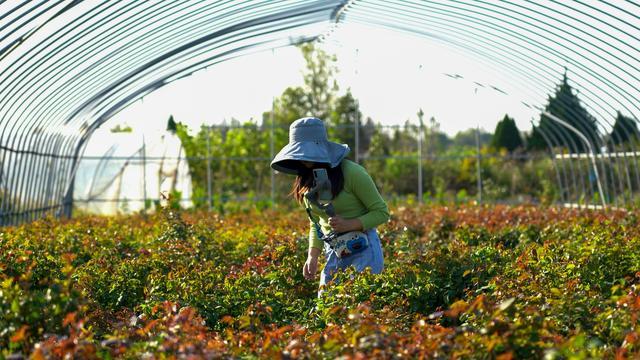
xmin=303 ymin=159 xmax=390 ymax=250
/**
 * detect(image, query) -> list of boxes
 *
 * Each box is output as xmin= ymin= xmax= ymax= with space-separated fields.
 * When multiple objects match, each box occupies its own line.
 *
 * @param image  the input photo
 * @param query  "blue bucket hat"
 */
xmin=270 ymin=117 xmax=350 ymax=175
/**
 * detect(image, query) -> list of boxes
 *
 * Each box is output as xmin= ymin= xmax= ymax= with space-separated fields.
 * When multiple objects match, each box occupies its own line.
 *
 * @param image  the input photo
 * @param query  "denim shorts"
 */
xmin=319 ymin=227 xmax=384 ymax=287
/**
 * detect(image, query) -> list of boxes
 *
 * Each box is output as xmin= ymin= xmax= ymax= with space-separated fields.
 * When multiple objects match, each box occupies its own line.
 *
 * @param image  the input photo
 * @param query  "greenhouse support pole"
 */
xmin=270 ymin=97 xmax=275 ymax=208
xmin=206 ymin=125 xmax=212 ymax=211
xmin=355 ymin=116 xmax=359 ymax=163
xmin=543 ymin=111 xmax=606 ymax=208
xmin=354 ymin=48 xmax=360 ymax=164
xmin=417 ymin=109 xmax=424 ymax=204
xmin=142 ymin=135 xmax=147 ymax=214
xmin=476 ymin=126 xmax=482 ymax=204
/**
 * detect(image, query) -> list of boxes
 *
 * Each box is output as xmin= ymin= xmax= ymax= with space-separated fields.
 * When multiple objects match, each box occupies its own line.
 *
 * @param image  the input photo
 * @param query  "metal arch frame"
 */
xmin=62 ymin=8 xmax=328 ymax=124
xmin=537 ymin=108 xmax=588 ymax=206
xmin=0 ymin=0 xmax=318 ymax=124
xmin=0 ymin=0 xmax=320 ymax=126
xmin=5 ymin=0 xmax=316 ymax=191
xmin=340 ymin=1 xmax=639 ymax=145
xmin=420 ymin=1 xmax=640 ymax=198
xmin=338 ymin=0 xmax=632 ymax=200
xmin=544 ymin=111 xmax=606 ymax=208
xmin=1 ymin=0 xmax=330 ymax=146
xmin=0 ymin=1 xmax=344 ymax=224
xmin=0 ymin=0 xmax=162 ymax=223
xmin=335 ymin=0 xmax=638 ymax=207
xmin=60 ymin=35 xmax=318 ymax=216
xmin=36 ymin=0 xmax=308 ymax=127
xmin=338 ymin=2 xmax=616 ymax=205
xmin=55 ymin=13 xmax=333 ymax=215
xmin=1 ymin=0 xmax=639 ymax=224
xmin=338 ymin=0 xmax=636 ymax=163
xmin=0 ymin=0 xmax=126 ymax=223
xmin=1 ymin=0 xmax=224 ymax=222
xmin=0 ymin=0 xmax=71 ymax=60
xmin=340 ymin=0 xmax=639 ymax=121
xmin=530 ymin=121 xmax=567 ymax=204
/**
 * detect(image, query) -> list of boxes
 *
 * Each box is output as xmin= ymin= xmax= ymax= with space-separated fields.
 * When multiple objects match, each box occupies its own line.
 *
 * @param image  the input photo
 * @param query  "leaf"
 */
xmin=10 ymin=325 xmax=28 ymax=343
xmin=497 ymin=351 xmax=514 ymax=360
xmin=31 ymin=348 xmax=46 ymax=360
xmin=63 ymin=312 xmax=77 ymax=327
xmin=445 ymin=300 xmax=469 ymax=317
xmin=497 ymin=297 xmax=515 ymax=312
xmin=11 ymin=299 xmax=20 ymax=314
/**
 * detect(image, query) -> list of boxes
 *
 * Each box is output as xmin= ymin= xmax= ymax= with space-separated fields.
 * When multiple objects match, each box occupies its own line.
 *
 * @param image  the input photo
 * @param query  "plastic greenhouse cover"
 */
xmin=73 ymin=127 xmax=192 ymax=215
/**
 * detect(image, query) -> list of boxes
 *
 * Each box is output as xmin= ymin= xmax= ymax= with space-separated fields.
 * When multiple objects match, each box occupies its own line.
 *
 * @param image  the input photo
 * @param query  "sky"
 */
xmin=108 ymin=22 xmax=547 ymax=137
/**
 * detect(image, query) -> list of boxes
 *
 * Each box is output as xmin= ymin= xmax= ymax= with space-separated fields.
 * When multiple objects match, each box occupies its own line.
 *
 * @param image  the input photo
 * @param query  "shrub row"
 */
xmin=1 ymin=205 xmax=639 ymax=358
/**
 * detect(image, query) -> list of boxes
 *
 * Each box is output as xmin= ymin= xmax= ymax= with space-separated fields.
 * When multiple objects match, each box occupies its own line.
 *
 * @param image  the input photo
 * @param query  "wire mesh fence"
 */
xmin=66 ymin=121 xmax=608 ymax=217
xmin=4 ymin=120 xmax=640 ymax=225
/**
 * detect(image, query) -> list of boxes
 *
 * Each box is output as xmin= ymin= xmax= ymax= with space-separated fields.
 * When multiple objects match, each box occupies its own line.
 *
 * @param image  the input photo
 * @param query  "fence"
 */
xmin=70 ymin=121 xmax=556 ymax=215
xmin=4 ymin=120 xmax=638 ymax=224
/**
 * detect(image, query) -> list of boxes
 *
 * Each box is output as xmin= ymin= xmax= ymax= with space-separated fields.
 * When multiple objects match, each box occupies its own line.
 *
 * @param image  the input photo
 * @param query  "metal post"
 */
xmin=270 ymin=97 xmax=275 ymax=207
xmin=543 ymin=111 xmax=606 ymax=208
xmin=534 ymin=123 xmax=568 ymax=204
xmin=354 ymin=115 xmax=359 ymax=163
xmin=142 ymin=134 xmax=147 ymax=213
xmin=475 ymin=126 xmax=482 ymax=204
xmin=206 ymin=125 xmax=212 ymax=211
xmin=354 ymin=48 xmax=359 ymax=164
xmin=417 ymin=109 xmax=424 ymax=203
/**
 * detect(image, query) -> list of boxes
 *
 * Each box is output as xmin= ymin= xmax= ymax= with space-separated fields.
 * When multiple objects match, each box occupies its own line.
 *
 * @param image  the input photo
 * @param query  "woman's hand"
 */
xmin=328 ymin=216 xmax=363 ymax=233
xmin=303 ymin=247 xmax=321 ymax=280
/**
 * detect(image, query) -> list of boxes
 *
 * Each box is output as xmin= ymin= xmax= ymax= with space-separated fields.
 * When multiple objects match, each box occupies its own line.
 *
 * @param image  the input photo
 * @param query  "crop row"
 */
xmin=1 ymin=205 xmax=639 ymax=358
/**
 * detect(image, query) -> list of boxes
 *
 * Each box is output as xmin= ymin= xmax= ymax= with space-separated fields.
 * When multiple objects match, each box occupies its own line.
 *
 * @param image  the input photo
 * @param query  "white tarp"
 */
xmin=74 ymin=128 xmax=193 ymax=215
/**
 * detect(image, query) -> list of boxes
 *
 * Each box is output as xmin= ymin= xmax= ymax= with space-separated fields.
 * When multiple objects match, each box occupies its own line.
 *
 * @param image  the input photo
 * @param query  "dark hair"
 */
xmin=290 ymin=161 xmax=344 ymax=204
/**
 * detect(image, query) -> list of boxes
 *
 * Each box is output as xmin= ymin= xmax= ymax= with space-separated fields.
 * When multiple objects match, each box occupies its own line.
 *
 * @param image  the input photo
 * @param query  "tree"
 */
xmin=490 ymin=114 xmax=523 ymax=152
xmin=360 ymin=117 xmax=376 ymax=155
xmin=261 ymin=43 xmax=339 ymax=128
xmin=609 ymin=111 xmax=639 ymax=146
xmin=328 ymin=89 xmax=362 ymax=153
xmin=167 ymin=115 xmax=177 ymax=133
xmin=452 ymin=128 xmax=492 ymax=148
xmin=527 ymin=72 xmax=599 ymax=153
xmin=300 ymin=42 xmax=338 ymax=120
xmin=424 ymin=116 xmax=450 ymax=154
xmin=525 ymin=124 xmax=547 ymax=151
xmin=262 ymin=43 xmax=366 ymax=157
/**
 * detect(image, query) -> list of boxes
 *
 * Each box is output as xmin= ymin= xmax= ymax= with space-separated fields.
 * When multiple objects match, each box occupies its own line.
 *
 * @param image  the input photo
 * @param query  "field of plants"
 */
xmin=1 ymin=204 xmax=640 ymax=359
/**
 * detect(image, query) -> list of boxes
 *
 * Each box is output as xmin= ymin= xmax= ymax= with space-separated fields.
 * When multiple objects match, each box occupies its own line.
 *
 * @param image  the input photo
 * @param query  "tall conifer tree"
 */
xmin=491 ymin=114 xmax=523 ymax=152
xmin=527 ymin=72 xmax=599 ymax=153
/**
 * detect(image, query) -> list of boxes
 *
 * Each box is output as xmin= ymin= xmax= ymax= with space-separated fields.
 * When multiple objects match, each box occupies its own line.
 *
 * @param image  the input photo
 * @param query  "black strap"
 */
xmin=305 ymin=205 xmax=325 ymax=240
xmin=304 ymin=191 xmax=339 ymax=242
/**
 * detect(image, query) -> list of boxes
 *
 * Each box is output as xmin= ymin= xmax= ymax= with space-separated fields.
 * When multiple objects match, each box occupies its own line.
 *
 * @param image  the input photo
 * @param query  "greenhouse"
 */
xmin=0 ymin=1 xmax=638 ymax=225
xmin=1 ymin=2 xmax=640 ymax=358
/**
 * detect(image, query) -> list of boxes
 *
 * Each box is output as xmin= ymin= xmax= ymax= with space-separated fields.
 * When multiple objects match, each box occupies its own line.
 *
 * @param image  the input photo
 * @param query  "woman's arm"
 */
xmin=350 ymin=165 xmax=390 ymax=229
xmin=308 ymin=218 xmax=324 ymax=250
xmin=304 ymin=199 xmax=324 ymax=280
xmin=328 ymin=216 xmax=363 ymax=233
xmin=303 ymin=245 xmax=321 ymax=280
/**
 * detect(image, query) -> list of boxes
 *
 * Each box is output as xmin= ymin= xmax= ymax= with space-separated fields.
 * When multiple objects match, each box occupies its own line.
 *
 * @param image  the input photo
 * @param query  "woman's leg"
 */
xmin=318 ymin=229 xmax=384 ymax=296
xmin=319 ymin=243 xmax=339 ymax=296
xmin=367 ymin=228 xmax=384 ymax=274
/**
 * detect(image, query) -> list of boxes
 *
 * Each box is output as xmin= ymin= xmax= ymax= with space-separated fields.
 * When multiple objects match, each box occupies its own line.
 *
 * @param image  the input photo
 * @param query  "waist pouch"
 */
xmin=325 ymin=231 xmax=369 ymax=258
xmin=304 ymin=205 xmax=369 ymax=258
